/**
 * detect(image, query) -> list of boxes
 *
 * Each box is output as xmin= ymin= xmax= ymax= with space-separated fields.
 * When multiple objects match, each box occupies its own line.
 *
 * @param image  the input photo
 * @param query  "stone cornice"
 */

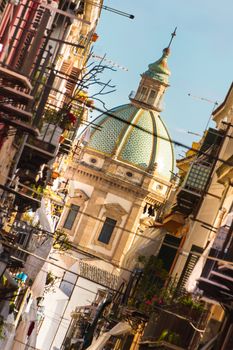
xmin=78 ymin=149 xmax=173 ymax=188
xmin=75 ymin=166 xmax=147 ymax=199
xmin=69 ymin=160 xmax=168 ymax=204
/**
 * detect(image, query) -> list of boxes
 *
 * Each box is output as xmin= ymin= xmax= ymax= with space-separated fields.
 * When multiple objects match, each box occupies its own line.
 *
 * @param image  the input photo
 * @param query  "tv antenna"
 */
xmin=188 ymin=93 xmax=218 ymax=131
xmin=91 ymin=54 xmax=128 ymax=72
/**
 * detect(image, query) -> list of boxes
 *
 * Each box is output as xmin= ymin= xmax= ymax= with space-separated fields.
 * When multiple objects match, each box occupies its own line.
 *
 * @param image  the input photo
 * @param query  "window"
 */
xmin=63 ymin=204 xmax=80 ymax=230
xmin=139 ymin=86 xmax=148 ymax=100
xmin=184 ymin=163 xmax=211 ymax=194
xmin=60 ymin=272 xmax=78 ymax=298
xmin=147 ymin=89 xmax=156 ymax=104
xmin=98 ymin=217 xmax=117 ymax=244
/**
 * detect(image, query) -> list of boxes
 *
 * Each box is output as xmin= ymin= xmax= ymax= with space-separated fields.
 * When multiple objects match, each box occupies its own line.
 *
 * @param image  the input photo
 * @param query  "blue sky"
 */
xmin=89 ymin=0 xmax=233 ymax=155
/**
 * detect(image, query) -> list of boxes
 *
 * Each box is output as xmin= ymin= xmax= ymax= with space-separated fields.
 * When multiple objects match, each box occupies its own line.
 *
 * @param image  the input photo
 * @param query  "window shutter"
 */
xmin=176 ymin=244 xmax=203 ymax=294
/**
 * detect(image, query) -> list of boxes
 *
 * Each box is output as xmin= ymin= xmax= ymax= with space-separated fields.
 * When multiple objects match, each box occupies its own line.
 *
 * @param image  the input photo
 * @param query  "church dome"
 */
xmin=86 ymin=103 xmax=174 ymax=180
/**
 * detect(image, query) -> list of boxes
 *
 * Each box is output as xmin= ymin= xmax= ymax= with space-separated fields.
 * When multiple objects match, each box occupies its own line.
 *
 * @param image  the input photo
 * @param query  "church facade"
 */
xmin=60 ymin=46 xmax=175 ymax=267
xmin=37 ymin=44 xmax=176 ymax=350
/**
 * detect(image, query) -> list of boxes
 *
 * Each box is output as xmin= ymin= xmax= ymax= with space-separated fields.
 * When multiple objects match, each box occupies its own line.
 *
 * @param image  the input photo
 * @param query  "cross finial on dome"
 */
xmin=143 ymin=27 xmax=177 ymax=84
xmin=167 ymin=27 xmax=177 ymax=49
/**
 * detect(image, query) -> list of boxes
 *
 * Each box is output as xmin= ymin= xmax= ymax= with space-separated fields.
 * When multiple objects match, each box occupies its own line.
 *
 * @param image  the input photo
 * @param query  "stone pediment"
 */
xmin=104 ymin=203 xmax=128 ymax=217
xmin=73 ymin=189 xmax=89 ymax=202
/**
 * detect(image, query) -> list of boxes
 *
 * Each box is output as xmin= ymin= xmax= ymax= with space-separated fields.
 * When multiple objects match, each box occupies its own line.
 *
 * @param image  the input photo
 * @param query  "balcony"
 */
xmin=0 ymin=103 xmax=33 ymax=122
xmin=17 ymin=123 xmax=63 ymax=185
xmin=29 ymin=123 xmax=63 ymax=156
xmin=162 ymin=212 xmax=186 ymax=235
xmin=0 ymin=65 xmax=39 ymax=140
xmin=140 ymin=304 xmax=209 ymax=350
xmin=0 ymin=86 xmax=33 ymax=104
xmin=0 ymin=220 xmax=38 ymax=262
xmin=0 ymin=66 xmax=32 ymax=89
xmin=58 ymin=137 xmax=72 ymax=155
xmin=171 ymin=128 xmax=224 ymax=218
xmin=198 ymin=213 xmax=233 ymax=309
xmin=183 ymin=163 xmax=211 ymax=195
xmin=216 ymin=155 xmax=233 ymax=184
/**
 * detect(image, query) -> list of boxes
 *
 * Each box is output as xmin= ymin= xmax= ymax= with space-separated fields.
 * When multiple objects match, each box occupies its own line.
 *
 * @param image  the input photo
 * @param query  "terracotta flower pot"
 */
xmin=91 ymin=33 xmax=99 ymax=42
xmin=52 ymin=171 xmax=60 ymax=179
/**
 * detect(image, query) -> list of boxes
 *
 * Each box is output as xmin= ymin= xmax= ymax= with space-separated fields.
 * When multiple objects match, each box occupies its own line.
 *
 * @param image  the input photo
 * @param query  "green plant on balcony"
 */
xmin=129 ymin=256 xmax=169 ymax=311
xmin=178 ymin=294 xmax=206 ymax=313
xmin=43 ymin=106 xmax=77 ymax=131
xmin=53 ymin=229 xmax=71 ymax=252
xmin=30 ymin=184 xmax=44 ymax=198
xmin=158 ymin=329 xmax=181 ymax=346
xmin=152 ymin=291 xmax=206 ymax=318
xmin=43 ymin=107 xmax=60 ymax=125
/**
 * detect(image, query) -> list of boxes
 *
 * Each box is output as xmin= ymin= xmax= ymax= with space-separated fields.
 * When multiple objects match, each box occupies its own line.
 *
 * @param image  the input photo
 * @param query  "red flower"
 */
xmin=67 ymin=112 xmax=77 ymax=124
xmin=145 ymin=300 xmax=152 ymax=305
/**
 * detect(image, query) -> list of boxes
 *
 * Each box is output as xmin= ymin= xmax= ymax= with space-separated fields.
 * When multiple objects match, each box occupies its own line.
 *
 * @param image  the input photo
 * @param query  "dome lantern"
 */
xmin=131 ymin=28 xmax=177 ymax=112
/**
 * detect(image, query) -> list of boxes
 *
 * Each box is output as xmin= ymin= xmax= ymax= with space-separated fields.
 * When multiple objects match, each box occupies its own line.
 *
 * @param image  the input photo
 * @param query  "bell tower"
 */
xmin=130 ymin=28 xmax=177 ymax=112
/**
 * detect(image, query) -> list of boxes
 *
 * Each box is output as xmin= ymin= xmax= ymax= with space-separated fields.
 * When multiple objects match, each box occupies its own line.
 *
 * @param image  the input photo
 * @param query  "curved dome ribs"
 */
xmin=154 ymin=115 xmax=174 ymax=179
xmin=150 ymin=110 xmax=158 ymax=168
xmin=111 ymin=105 xmax=140 ymax=157
xmin=119 ymin=109 xmax=155 ymax=169
xmin=86 ymin=104 xmax=174 ymax=180
xmin=88 ymin=104 xmax=138 ymax=155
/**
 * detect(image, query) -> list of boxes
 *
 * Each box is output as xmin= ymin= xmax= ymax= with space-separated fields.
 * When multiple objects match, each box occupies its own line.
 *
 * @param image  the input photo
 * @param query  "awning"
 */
xmin=86 ymin=322 xmax=132 ymax=350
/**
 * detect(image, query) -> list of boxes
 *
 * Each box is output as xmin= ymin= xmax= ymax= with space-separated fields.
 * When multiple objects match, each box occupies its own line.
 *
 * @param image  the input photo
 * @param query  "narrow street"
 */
xmin=0 ymin=1 xmax=232 ymax=349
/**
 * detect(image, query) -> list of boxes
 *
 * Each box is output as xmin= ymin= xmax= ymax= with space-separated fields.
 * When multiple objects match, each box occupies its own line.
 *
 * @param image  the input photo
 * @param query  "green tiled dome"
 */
xmin=87 ymin=104 xmax=174 ymax=180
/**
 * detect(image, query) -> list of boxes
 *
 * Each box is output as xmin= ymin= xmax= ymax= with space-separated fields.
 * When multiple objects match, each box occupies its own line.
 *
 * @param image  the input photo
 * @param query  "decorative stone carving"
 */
xmin=72 ymin=189 xmax=89 ymax=202
xmin=104 ymin=203 xmax=128 ymax=219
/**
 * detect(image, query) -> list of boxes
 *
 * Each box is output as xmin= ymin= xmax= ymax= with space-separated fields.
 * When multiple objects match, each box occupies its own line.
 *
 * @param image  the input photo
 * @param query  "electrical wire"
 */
xmin=85 ymin=0 xmax=135 ymax=19
xmin=0 ymin=172 xmax=231 ymax=270
xmin=1 ymin=187 xmax=222 ymax=246
xmin=2 ymin=232 xmax=233 ymax=283
xmin=1 ymin=0 xmax=232 ymax=291
xmin=0 ymin=199 xmax=187 ymax=273
xmin=1 ymin=1 xmax=232 ymax=168
xmin=1 ymin=181 xmax=231 ymax=278
xmin=82 ymin=104 xmax=233 ymax=167
xmin=1 ymin=58 xmax=232 ymax=168
xmin=1 ymin=49 xmax=232 ymax=167
xmin=13 ymin=339 xmax=40 ymax=350
xmin=1 ymin=239 xmax=122 ymax=291
xmin=43 ymin=80 xmax=233 ymax=167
